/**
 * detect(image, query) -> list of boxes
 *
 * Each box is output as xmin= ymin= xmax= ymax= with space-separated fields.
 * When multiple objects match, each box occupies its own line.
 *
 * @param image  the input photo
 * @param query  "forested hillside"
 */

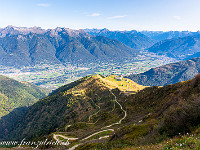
xmin=126 ymin=57 xmax=200 ymax=86
xmin=0 ymin=75 xmax=49 ymax=118
xmin=1 ymin=74 xmax=200 ymax=149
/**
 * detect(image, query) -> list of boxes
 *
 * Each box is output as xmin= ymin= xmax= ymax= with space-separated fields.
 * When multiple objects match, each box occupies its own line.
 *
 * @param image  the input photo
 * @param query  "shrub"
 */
xmin=161 ymin=97 xmax=200 ymax=136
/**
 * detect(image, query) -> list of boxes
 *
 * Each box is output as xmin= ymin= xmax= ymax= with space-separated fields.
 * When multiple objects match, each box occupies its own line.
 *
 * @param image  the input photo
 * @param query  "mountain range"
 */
xmin=1 ymin=25 xmax=200 ymax=150
xmin=1 ymin=26 xmax=200 ymax=149
xmin=86 ymin=29 xmax=200 ymax=61
xmin=147 ymin=34 xmax=200 ymax=60
xmin=85 ymin=28 xmax=155 ymax=49
xmin=1 ymin=26 xmax=200 ymax=68
xmin=141 ymin=30 xmax=197 ymax=42
xmin=0 ymin=26 xmax=139 ymax=67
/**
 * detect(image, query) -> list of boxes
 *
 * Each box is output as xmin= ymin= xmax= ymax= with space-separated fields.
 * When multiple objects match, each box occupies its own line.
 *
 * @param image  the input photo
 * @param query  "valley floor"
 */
xmin=0 ymin=53 xmax=176 ymax=90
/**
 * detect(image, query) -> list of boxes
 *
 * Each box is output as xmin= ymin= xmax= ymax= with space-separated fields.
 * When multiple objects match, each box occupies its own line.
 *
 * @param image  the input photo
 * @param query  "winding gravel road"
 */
xmin=102 ymin=89 xmax=127 ymax=129
xmin=81 ymin=129 xmax=114 ymax=141
xmin=53 ymin=134 xmax=78 ymax=146
xmin=53 ymin=88 xmax=127 ymax=150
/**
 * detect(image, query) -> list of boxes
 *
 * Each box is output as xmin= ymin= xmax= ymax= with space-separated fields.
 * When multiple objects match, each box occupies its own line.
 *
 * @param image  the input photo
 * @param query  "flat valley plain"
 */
xmin=0 ymin=52 xmax=175 ymax=90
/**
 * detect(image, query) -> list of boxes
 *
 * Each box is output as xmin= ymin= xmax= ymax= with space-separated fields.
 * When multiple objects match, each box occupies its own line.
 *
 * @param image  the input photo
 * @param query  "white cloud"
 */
xmin=107 ymin=15 xmax=127 ymax=19
xmin=173 ymin=16 xmax=181 ymax=20
xmin=37 ymin=3 xmax=51 ymax=7
xmin=87 ymin=13 xmax=101 ymax=17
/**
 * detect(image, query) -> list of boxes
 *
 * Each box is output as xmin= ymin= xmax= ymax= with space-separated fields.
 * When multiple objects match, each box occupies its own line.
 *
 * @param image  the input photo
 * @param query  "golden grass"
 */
xmin=63 ymin=75 xmax=146 ymax=99
xmin=102 ymin=75 xmax=146 ymax=93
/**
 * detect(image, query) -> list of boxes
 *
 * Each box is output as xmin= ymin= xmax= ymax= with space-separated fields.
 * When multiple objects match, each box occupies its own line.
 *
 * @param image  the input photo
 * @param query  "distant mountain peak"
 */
xmin=48 ymin=27 xmax=88 ymax=37
xmin=85 ymin=28 xmax=155 ymax=49
xmin=100 ymin=28 xmax=110 ymax=33
xmin=0 ymin=26 xmax=46 ymax=37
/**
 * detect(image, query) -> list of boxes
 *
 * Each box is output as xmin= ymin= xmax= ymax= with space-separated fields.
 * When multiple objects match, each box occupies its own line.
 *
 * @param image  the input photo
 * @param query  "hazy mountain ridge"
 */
xmin=1 ymin=26 xmax=200 ymax=68
xmin=141 ymin=30 xmax=198 ymax=42
xmin=126 ymin=57 xmax=200 ymax=86
xmin=147 ymin=34 xmax=200 ymax=59
xmin=85 ymin=28 xmax=156 ymax=49
xmin=86 ymin=29 xmax=200 ymax=62
xmin=0 ymin=25 xmax=46 ymax=37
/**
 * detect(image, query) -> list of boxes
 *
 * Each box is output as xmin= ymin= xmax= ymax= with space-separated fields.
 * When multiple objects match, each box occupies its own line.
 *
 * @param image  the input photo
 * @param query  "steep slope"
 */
xmin=0 ymin=26 xmax=139 ymax=66
xmin=0 ymin=75 xmax=49 ymax=118
xmin=2 ymin=75 xmax=200 ymax=149
xmin=141 ymin=31 xmax=196 ymax=42
xmin=85 ymin=28 xmax=155 ymax=49
xmin=147 ymin=34 xmax=200 ymax=59
xmin=0 ymin=75 xmax=145 ymax=141
xmin=77 ymin=74 xmax=200 ymax=149
xmin=47 ymin=28 xmax=138 ymax=64
xmin=0 ymin=34 xmax=60 ymax=66
xmin=126 ymin=57 xmax=200 ymax=86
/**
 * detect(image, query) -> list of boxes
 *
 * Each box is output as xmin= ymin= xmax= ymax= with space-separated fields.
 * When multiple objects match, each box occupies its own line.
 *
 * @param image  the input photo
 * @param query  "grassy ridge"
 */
xmin=76 ymin=74 xmax=200 ymax=149
xmin=2 ymin=74 xmax=200 ymax=149
xmin=1 ymin=75 xmax=145 ymax=142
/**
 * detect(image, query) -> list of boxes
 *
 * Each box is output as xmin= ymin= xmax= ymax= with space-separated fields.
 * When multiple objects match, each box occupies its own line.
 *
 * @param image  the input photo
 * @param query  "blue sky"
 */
xmin=0 ymin=0 xmax=200 ymax=31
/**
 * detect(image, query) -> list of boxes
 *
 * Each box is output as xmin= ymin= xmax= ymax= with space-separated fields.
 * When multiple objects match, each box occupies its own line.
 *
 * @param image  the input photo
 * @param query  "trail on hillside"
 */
xmin=53 ymin=88 xmax=127 ymax=149
xmin=53 ymin=134 xmax=78 ymax=146
xmin=102 ymin=89 xmax=127 ymax=129
xmin=81 ymin=129 xmax=114 ymax=141
xmin=88 ymin=104 xmax=101 ymax=123
xmin=88 ymin=97 xmax=101 ymax=123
